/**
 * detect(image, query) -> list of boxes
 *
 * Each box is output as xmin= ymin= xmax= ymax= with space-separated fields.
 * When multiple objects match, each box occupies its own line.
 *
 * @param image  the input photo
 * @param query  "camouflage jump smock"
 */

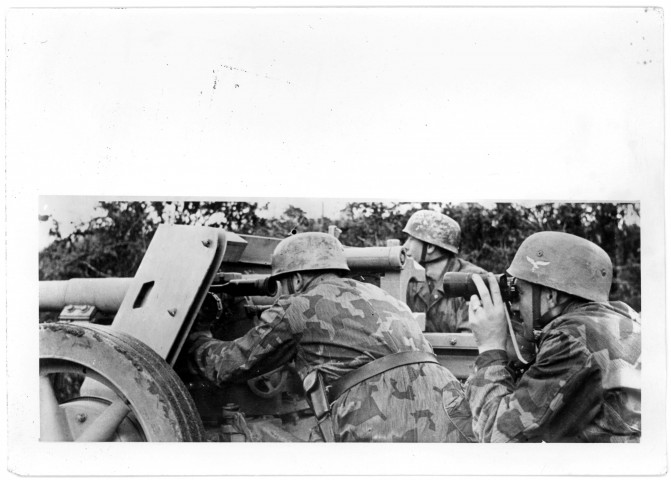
xmin=191 ymin=274 xmax=474 ymax=442
xmin=406 ymin=256 xmax=487 ymax=333
xmin=465 ymin=301 xmax=641 ymax=442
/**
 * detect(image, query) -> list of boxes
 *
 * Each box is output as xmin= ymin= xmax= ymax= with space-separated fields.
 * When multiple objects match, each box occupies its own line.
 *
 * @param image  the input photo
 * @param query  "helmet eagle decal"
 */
xmin=526 ymin=256 xmax=551 ymax=272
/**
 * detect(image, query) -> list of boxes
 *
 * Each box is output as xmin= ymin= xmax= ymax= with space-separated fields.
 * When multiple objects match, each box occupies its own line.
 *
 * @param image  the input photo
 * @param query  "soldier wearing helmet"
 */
xmin=464 ymin=231 xmax=641 ymax=442
xmin=189 ymin=232 xmax=473 ymax=442
xmin=403 ymin=209 xmax=487 ymax=332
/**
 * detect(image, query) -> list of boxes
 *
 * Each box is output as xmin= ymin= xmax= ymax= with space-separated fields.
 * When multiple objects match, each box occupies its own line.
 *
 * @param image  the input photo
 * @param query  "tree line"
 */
xmin=39 ymin=200 xmax=640 ymax=311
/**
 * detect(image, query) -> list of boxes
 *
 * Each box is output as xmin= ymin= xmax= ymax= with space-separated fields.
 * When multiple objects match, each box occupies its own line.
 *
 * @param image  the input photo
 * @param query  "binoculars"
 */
xmin=442 ymin=272 xmax=518 ymax=303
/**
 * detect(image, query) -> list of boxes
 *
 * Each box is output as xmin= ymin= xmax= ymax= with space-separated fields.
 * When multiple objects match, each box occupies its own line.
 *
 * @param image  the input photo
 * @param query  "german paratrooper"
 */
xmin=465 ymin=232 xmax=641 ymax=442
xmin=189 ymin=232 xmax=474 ymax=442
xmin=403 ymin=210 xmax=487 ymax=333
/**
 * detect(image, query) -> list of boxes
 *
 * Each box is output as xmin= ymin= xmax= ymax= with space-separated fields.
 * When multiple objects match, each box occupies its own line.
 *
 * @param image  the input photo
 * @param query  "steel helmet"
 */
xmin=270 ymin=232 xmax=350 ymax=279
xmin=403 ymin=210 xmax=461 ymax=254
xmin=507 ymin=231 xmax=612 ymax=302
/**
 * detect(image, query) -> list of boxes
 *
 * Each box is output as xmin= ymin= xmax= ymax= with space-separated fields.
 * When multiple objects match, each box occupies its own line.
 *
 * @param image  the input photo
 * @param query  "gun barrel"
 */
xmin=39 ymin=278 xmax=132 ymax=313
xmin=38 ymin=246 xmax=407 ymax=313
xmin=345 ymin=246 xmax=406 ymax=271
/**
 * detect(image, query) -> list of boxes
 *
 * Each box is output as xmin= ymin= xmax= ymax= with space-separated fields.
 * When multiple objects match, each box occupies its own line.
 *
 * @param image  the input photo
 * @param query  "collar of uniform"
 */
xmin=301 ymin=272 xmax=342 ymax=292
xmin=557 ymin=299 xmax=586 ymax=315
xmin=539 ymin=299 xmax=590 ymax=331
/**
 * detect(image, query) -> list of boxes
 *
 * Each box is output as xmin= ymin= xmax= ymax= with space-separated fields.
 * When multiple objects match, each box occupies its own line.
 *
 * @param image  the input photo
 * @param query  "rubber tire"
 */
xmin=40 ymin=322 xmax=205 ymax=442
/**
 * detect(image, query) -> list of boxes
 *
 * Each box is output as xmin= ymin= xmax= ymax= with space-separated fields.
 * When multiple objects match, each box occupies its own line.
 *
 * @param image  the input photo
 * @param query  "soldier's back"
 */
xmin=332 ymin=359 xmax=474 ymax=442
xmin=285 ymin=275 xmax=473 ymax=442
xmin=283 ymin=276 xmax=431 ymax=382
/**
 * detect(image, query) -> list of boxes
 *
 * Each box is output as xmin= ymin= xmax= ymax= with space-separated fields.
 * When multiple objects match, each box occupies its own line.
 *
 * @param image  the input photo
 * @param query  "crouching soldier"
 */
xmin=188 ymin=232 xmax=473 ymax=442
xmin=465 ymin=232 xmax=641 ymax=442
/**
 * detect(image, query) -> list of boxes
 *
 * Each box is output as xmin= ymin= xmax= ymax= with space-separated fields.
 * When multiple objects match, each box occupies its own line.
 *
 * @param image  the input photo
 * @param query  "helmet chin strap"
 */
xmin=532 ymin=284 xmax=542 ymax=327
xmin=506 ymin=285 xmax=571 ymax=366
xmin=419 ymin=242 xmax=428 ymax=264
xmin=419 ymin=243 xmax=449 ymax=266
xmin=504 ymin=306 xmax=531 ymax=365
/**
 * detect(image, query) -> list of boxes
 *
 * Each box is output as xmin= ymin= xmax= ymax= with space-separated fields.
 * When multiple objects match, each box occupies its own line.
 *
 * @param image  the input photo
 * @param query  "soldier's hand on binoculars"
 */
xmin=469 ymin=273 xmax=508 ymax=353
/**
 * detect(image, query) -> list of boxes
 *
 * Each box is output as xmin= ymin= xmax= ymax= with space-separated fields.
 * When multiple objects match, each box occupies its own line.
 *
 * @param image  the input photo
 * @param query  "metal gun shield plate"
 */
xmin=111 ymin=225 xmax=227 ymax=364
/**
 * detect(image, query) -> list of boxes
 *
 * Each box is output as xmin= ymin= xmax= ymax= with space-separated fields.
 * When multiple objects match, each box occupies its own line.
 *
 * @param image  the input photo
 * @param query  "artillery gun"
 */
xmin=39 ymin=225 xmax=478 ymax=442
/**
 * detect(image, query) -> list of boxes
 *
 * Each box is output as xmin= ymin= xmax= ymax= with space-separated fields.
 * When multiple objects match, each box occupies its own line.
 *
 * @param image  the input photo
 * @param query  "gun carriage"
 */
xmin=39 ymin=225 xmax=477 ymax=442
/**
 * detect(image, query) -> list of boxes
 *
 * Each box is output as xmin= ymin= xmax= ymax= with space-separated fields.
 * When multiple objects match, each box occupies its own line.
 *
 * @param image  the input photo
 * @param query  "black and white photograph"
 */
xmin=35 ymin=198 xmax=642 ymax=441
xmin=4 ymin=3 xmax=667 ymax=478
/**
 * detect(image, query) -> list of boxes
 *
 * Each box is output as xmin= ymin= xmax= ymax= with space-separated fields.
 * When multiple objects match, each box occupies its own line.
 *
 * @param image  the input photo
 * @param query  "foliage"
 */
xmin=254 ymin=205 xmax=323 ymax=238
xmin=39 ymin=200 xmax=641 ymax=311
xmin=39 ymin=201 xmax=269 ymax=280
xmin=40 ymin=202 xmax=152 ymax=280
xmin=337 ymin=202 xmax=412 ymax=247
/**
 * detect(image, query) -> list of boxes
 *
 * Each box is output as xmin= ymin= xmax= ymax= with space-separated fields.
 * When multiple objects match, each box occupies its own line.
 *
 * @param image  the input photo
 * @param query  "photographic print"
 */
xmin=36 ymin=198 xmax=641 ymax=443
xmin=5 ymin=4 xmax=665 ymax=477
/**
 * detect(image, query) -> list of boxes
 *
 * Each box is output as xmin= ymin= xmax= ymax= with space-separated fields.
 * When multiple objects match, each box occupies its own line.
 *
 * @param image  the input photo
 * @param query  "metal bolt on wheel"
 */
xmin=40 ymin=322 xmax=205 ymax=442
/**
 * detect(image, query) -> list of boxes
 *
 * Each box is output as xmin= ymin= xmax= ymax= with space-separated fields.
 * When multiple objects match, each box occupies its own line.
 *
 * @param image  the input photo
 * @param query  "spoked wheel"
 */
xmin=40 ymin=322 xmax=205 ymax=442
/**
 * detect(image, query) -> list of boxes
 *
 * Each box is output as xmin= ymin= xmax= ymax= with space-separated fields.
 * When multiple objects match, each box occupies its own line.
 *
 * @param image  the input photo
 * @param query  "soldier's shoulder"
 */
xmin=559 ymin=302 xmax=636 ymax=323
xmin=545 ymin=301 xmax=638 ymax=336
xmin=545 ymin=304 xmax=596 ymax=329
xmin=266 ymin=296 xmax=294 ymax=317
xmin=314 ymin=276 xmax=360 ymax=294
xmin=304 ymin=276 xmax=407 ymax=308
xmin=539 ymin=304 xmax=597 ymax=341
xmin=605 ymin=301 xmax=640 ymax=323
xmin=347 ymin=278 xmax=412 ymax=308
xmin=297 ymin=277 xmax=363 ymax=302
xmin=274 ymin=294 xmax=294 ymax=307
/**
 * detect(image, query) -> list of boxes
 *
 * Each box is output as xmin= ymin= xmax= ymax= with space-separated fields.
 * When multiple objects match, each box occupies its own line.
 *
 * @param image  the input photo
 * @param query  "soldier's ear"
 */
xmin=426 ymin=244 xmax=436 ymax=254
xmin=292 ymin=272 xmax=303 ymax=292
xmin=547 ymin=288 xmax=559 ymax=307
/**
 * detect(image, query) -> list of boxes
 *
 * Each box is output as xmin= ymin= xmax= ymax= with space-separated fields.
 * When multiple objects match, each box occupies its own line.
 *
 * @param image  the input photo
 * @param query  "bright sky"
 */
xmin=6 ymin=5 xmax=666 ymax=477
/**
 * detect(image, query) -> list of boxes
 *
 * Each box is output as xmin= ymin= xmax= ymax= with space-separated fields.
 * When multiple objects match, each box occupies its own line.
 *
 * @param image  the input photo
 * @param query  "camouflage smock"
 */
xmin=465 ymin=301 xmax=641 ymax=442
xmin=191 ymin=274 xmax=474 ymax=442
xmin=406 ymin=256 xmax=487 ymax=333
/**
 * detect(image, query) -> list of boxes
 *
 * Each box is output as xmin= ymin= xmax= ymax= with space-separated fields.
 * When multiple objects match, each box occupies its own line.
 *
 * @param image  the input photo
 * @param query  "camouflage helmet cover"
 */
xmin=507 ymin=231 xmax=612 ymax=302
xmin=271 ymin=232 xmax=350 ymax=278
xmin=403 ymin=210 xmax=461 ymax=254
